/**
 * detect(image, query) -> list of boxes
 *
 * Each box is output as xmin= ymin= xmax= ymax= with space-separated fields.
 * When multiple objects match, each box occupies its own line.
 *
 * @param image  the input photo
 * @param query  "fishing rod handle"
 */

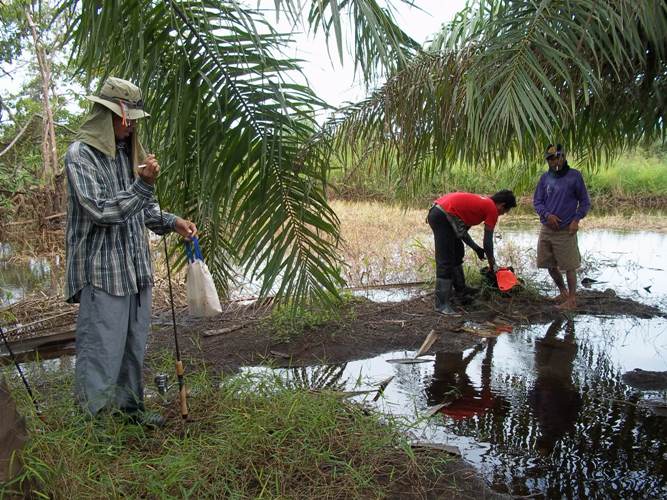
xmin=176 ymin=360 xmax=188 ymax=419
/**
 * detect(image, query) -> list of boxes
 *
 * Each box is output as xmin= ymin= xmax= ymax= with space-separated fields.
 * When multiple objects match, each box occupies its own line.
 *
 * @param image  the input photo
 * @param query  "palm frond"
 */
xmin=328 ymin=0 xmax=667 ymax=197
xmin=270 ymin=0 xmax=422 ymax=84
xmin=64 ymin=0 xmax=346 ymax=303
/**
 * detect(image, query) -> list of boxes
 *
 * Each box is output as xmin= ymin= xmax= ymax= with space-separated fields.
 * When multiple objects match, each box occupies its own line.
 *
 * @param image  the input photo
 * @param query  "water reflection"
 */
xmin=0 ymin=244 xmax=54 ymax=305
xmin=437 ymin=317 xmax=667 ymax=497
xmin=248 ymin=314 xmax=667 ymax=498
xmin=282 ymin=363 xmax=348 ymax=391
xmin=427 ymin=341 xmax=503 ymax=420
xmin=351 ymin=284 xmax=425 ymax=303
xmin=500 ymin=229 xmax=667 ymax=308
xmin=528 ymin=317 xmax=581 ymax=455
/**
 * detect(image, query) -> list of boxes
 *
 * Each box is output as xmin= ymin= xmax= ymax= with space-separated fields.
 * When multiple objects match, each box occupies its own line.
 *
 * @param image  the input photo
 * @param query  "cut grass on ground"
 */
xmin=2 ymin=360 xmax=451 ymax=499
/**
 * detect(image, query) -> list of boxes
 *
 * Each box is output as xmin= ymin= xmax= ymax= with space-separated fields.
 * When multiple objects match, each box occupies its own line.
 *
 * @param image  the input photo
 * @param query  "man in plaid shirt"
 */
xmin=65 ymin=77 xmax=197 ymax=426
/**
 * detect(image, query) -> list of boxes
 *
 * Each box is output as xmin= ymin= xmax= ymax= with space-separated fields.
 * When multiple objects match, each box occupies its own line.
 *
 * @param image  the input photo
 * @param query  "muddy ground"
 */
xmin=149 ymin=288 xmax=665 ymax=374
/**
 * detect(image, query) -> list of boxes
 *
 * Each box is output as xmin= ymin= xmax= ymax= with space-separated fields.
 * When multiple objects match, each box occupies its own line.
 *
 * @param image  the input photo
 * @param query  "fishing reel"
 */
xmin=153 ymin=373 xmax=176 ymax=397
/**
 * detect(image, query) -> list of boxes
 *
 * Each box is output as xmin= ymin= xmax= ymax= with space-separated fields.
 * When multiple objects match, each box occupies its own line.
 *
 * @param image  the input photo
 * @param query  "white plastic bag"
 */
xmin=185 ymin=237 xmax=222 ymax=317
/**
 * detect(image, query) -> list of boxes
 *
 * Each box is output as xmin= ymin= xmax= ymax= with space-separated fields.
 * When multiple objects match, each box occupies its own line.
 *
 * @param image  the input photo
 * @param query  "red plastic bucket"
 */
xmin=496 ymin=267 xmax=518 ymax=292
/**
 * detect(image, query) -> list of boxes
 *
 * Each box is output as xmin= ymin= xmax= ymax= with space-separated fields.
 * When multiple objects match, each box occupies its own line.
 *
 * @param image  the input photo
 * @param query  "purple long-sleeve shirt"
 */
xmin=533 ymin=168 xmax=590 ymax=229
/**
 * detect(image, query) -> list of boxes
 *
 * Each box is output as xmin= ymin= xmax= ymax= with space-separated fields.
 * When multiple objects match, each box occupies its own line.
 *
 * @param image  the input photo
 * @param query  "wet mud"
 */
xmin=149 ymin=288 xmax=665 ymax=374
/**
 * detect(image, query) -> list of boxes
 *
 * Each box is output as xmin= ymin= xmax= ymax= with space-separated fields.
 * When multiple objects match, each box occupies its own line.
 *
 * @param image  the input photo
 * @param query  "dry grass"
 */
xmin=332 ymin=200 xmax=666 ymax=287
xmin=332 ymin=200 xmax=434 ymax=286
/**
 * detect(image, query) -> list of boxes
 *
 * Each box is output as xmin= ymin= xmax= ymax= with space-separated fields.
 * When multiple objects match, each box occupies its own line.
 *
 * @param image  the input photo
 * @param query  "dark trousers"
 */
xmin=427 ymin=206 xmax=464 ymax=280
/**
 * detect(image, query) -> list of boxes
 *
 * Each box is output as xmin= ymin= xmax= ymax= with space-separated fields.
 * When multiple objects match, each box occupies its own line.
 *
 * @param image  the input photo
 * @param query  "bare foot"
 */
xmin=549 ymin=292 xmax=568 ymax=302
xmin=556 ymin=298 xmax=577 ymax=310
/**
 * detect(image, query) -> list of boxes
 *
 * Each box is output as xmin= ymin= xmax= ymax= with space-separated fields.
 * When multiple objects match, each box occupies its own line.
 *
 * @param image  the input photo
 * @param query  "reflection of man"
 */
xmin=426 ymin=340 xmax=497 ymax=419
xmin=533 ymin=144 xmax=590 ymax=310
xmin=528 ymin=317 xmax=582 ymax=454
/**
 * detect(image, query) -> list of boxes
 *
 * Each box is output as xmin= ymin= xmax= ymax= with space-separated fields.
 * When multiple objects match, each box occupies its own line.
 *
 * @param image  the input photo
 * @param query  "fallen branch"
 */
xmin=343 ymin=281 xmax=427 ymax=291
xmin=1 ymin=212 xmax=65 ymax=226
xmin=43 ymin=212 xmax=66 ymax=220
xmin=415 ymin=329 xmax=439 ymax=357
xmin=1 ymin=311 xmax=75 ymax=336
xmin=202 ymin=323 xmax=252 ymax=337
xmin=0 ymin=116 xmax=34 ymax=158
xmin=411 ymin=441 xmax=461 ymax=456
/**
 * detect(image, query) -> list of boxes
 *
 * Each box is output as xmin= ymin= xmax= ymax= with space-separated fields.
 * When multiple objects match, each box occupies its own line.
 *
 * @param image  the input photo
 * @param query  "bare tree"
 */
xmin=24 ymin=5 xmax=57 ymax=187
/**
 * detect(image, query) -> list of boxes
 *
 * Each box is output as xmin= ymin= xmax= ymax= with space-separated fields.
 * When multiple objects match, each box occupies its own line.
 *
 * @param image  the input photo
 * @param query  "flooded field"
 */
xmin=503 ymin=229 xmax=667 ymax=309
xmin=343 ymin=225 xmax=667 ymax=307
xmin=244 ymin=226 xmax=667 ymax=498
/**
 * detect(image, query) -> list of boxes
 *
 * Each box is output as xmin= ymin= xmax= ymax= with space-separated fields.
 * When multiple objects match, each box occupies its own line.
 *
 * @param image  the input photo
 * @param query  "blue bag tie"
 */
xmin=184 ymin=236 xmax=204 ymax=263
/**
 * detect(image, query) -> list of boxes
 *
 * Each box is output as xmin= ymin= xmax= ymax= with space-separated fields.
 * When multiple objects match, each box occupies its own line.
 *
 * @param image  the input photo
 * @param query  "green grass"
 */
xmin=330 ymin=150 xmax=667 ymax=209
xmin=2 ymin=357 xmax=445 ymax=499
xmin=586 ymin=155 xmax=667 ymax=197
xmin=265 ymin=291 xmax=358 ymax=341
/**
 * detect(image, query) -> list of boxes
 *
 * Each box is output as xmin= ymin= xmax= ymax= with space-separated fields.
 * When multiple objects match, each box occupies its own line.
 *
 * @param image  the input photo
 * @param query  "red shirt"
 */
xmin=435 ymin=192 xmax=499 ymax=229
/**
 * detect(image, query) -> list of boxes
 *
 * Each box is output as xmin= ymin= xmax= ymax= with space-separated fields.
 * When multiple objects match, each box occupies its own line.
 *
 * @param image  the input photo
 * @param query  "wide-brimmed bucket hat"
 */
xmin=86 ymin=77 xmax=150 ymax=121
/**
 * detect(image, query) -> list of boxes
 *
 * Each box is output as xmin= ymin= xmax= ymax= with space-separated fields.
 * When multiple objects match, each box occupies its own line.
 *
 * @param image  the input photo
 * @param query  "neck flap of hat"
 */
xmin=75 ymin=103 xmax=147 ymax=167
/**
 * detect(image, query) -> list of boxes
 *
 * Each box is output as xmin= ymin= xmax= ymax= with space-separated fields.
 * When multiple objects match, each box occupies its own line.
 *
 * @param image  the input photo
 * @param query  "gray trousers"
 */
xmin=74 ymin=285 xmax=152 ymax=415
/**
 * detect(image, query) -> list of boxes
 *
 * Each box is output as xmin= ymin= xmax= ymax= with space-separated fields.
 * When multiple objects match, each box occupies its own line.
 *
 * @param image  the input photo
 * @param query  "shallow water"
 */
xmin=0 ymin=243 xmax=55 ymax=306
xmin=242 ymin=227 xmax=667 ymax=498
xmin=247 ymin=314 xmax=667 ymax=498
xmin=347 ymin=226 xmax=667 ymax=309
xmin=499 ymin=228 xmax=667 ymax=309
xmin=350 ymin=284 xmax=425 ymax=302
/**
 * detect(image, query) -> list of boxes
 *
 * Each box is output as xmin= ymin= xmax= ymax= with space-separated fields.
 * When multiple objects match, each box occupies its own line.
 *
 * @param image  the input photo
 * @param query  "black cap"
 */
xmin=544 ymin=144 xmax=564 ymax=159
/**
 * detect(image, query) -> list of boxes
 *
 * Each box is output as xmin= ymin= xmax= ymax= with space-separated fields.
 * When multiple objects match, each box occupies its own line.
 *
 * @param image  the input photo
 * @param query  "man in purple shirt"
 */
xmin=533 ymin=144 xmax=591 ymax=310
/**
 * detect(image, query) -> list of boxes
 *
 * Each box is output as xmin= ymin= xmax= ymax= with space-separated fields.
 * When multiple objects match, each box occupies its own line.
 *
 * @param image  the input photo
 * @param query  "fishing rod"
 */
xmin=137 ymin=19 xmax=188 ymax=420
xmin=159 ymin=197 xmax=189 ymax=421
xmin=144 ymin=116 xmax=189 ymax=421
xmin=1 ymin=324 xmax=43 ymax=419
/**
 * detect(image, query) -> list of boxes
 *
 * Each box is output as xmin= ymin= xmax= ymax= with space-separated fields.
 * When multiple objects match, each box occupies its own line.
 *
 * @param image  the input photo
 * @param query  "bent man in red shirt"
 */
xmin=427 ymin=190 xmax=516 ymax=315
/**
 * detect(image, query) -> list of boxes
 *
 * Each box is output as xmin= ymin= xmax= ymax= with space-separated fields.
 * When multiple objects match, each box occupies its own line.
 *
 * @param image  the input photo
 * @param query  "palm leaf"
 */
xmin=271 ymin=0 xmax=422 ymax=84
xmin=63 ymin=0 xmax=347 ymax=303
xmin=328 ymin=0 xmax=667 ymax=197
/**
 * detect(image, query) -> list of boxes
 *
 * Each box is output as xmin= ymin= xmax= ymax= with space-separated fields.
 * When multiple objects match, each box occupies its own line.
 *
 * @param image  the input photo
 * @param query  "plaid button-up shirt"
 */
xmin=64 ymin=141 xmax=176 ymax=303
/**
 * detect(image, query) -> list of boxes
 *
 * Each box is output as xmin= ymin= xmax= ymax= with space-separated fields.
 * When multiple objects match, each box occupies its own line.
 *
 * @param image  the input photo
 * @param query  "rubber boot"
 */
xmin=435 ymin=278 xmax=458 ymax=315
xmin=452 ymin=266 xmax=479 ymax=296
